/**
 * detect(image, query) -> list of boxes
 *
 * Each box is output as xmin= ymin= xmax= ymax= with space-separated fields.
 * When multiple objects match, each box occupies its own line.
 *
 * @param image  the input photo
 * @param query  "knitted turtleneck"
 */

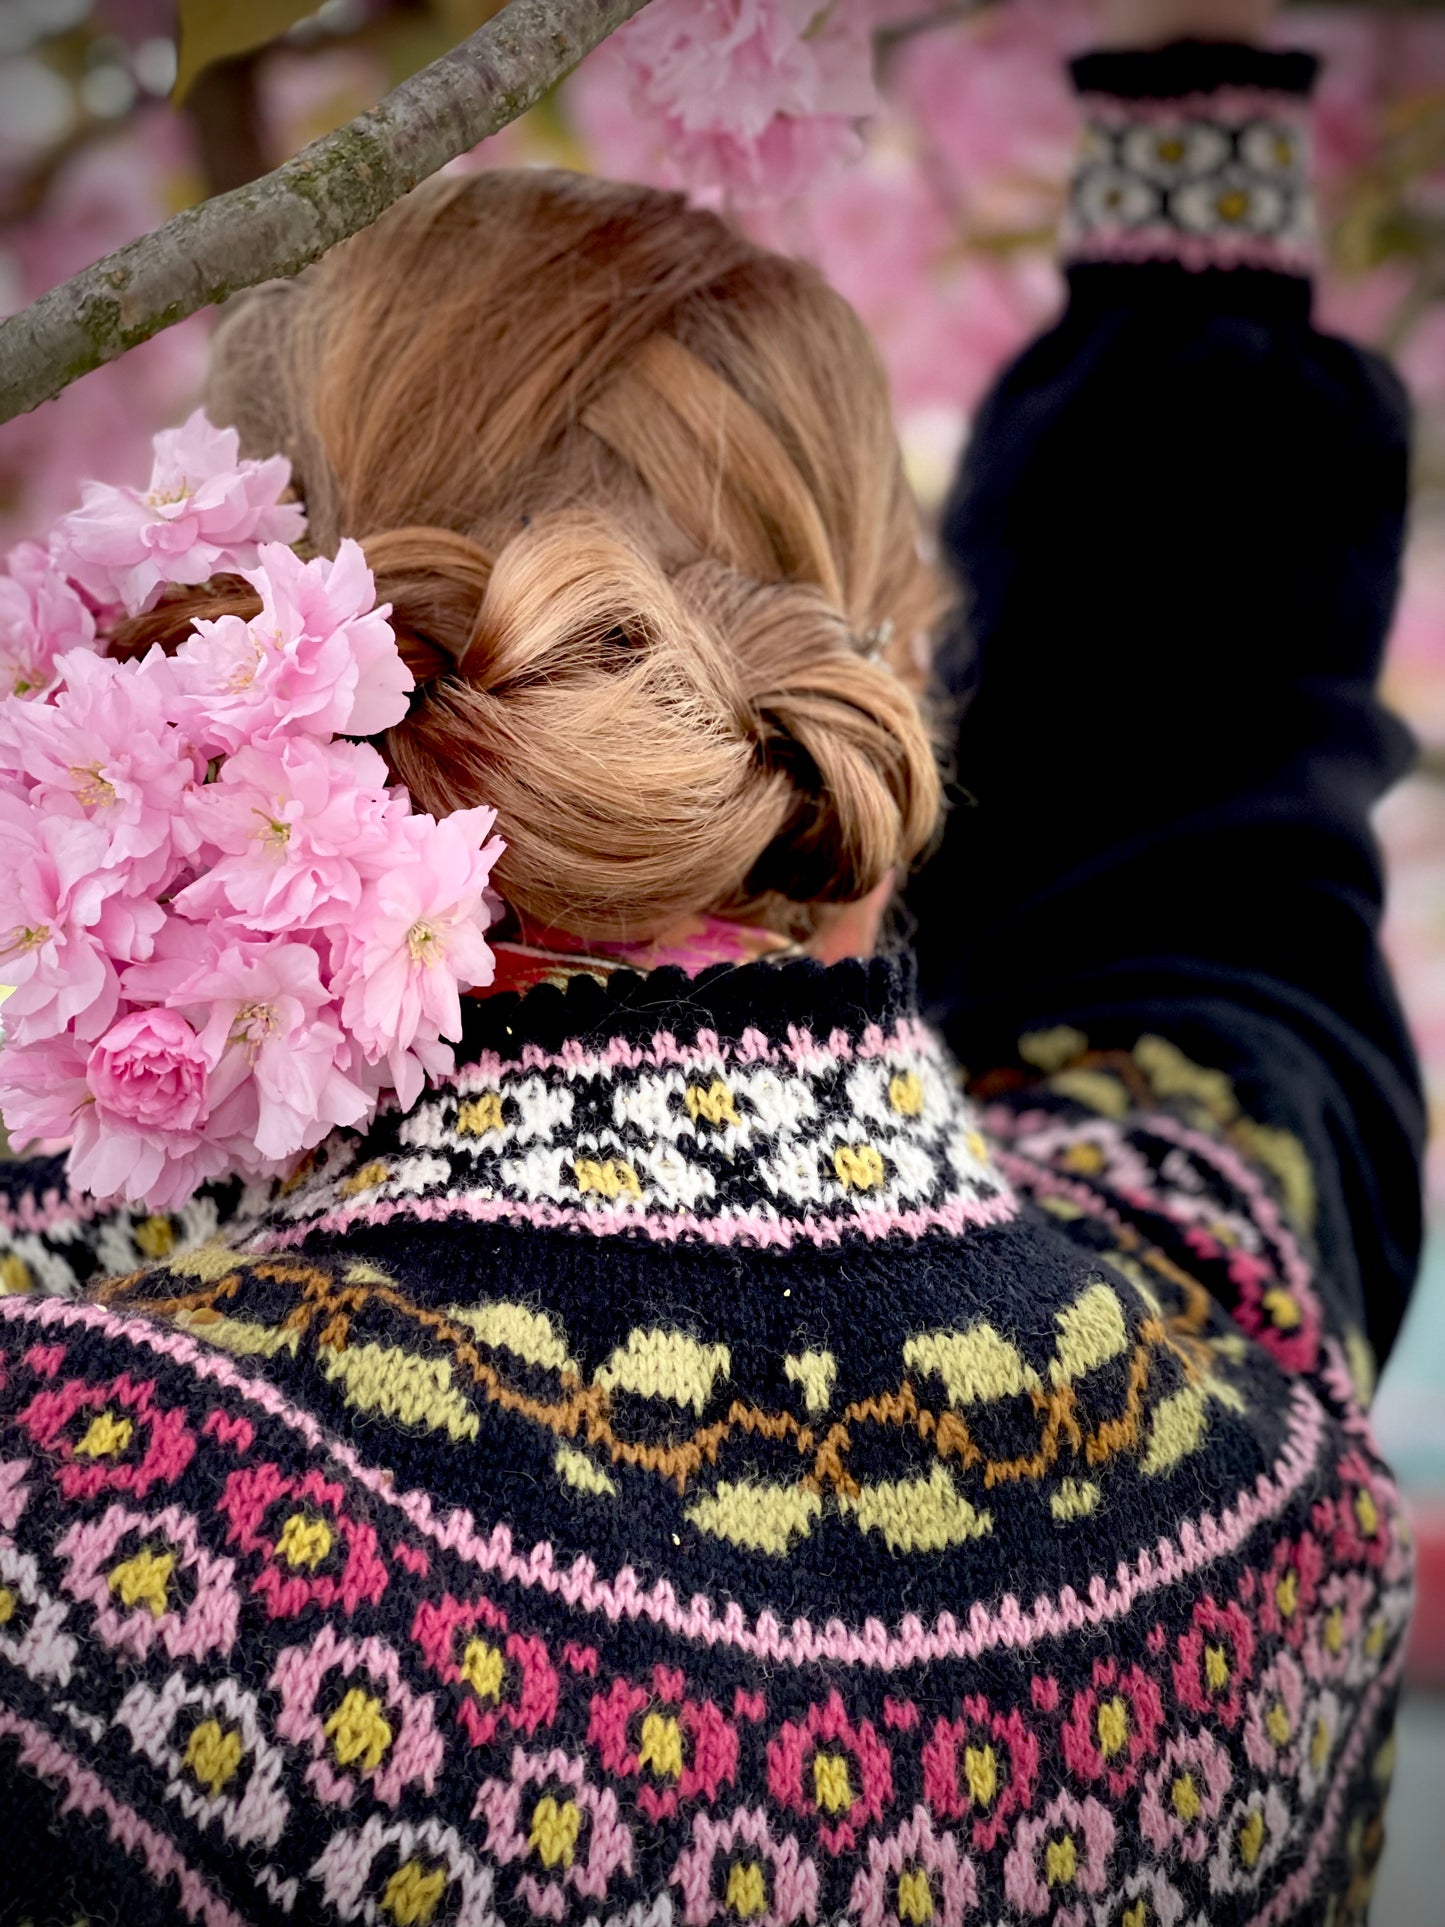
xmin=0 ymin=949 xmax=1412 ymax=1926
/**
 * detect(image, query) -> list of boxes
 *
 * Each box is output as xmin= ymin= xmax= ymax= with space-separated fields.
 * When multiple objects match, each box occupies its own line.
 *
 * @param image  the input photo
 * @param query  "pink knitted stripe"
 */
xmin=428 ymin=1017 xmax=937 ymax=1089
xmin=253 ymin=1185 xmax=1020 ymax=1254
xmin=1063 ymin=226 xmax=1315 ymax=274
xmin=1077 ymin=87 xmax=1311 ymax=125
xmin=1136 ymin=1113 xmax=1316 ymax=1295
xmin=987 ymin=1145 xmax=1127 ymax=1226
xmin=0 ymin=1706 xmax=249 ymax=1927
xmin=0 ymin=1298 xmax=1327 ymax=1672
xmin=1242 ymin=1636 xmax=1408 ymax=1927
xmin=0 ymin=1185 xmax=103 ymax=1237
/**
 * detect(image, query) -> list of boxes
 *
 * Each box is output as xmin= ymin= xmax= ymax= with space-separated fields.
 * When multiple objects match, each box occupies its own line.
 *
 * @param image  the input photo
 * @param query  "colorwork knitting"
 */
xmin=0 ymin=958 xmax=1411 ymax=1925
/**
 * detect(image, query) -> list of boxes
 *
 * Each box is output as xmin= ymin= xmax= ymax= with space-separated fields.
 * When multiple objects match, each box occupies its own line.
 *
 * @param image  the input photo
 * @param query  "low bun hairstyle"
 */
xmin=175 ymin=169 xmax=945 ymax=942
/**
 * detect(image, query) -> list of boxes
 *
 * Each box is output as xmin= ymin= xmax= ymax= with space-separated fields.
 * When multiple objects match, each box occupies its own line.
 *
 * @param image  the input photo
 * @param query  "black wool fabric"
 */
xmin=908 ymin=41 xmax=1425 ymax=1368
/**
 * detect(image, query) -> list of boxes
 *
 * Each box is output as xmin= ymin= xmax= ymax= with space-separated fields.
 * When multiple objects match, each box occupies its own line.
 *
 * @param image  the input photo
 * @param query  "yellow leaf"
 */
xmin=320 ymin=1340 xmax=480 ymax=1442
xmin=685 ymin=1482 xmax=821 ymax=1555
xmin=595 ymin=1329 xmax=730 ymax=1416
xmin=904 ymin=1326 xmax=1040 ymax=1406
xmin=839 ymin=1465 xmax=992 ymax=1554
xmin=174 ymin=0 xmax=322 ymax=101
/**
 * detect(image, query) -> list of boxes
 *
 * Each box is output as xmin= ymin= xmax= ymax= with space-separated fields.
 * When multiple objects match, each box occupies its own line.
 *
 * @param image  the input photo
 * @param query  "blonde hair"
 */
xmin=171 ymin=170 xmax=945 ymax=941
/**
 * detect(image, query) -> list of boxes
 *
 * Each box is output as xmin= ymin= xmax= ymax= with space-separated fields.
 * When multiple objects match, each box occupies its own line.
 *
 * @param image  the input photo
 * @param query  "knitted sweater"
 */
xmin=0 ymin=42 xmax=1422 ymax=1927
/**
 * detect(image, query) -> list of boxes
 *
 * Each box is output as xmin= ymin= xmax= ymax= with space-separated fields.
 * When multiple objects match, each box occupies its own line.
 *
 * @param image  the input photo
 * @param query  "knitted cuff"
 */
xmin=1062 ymin=39 xmax=1319 ymax=278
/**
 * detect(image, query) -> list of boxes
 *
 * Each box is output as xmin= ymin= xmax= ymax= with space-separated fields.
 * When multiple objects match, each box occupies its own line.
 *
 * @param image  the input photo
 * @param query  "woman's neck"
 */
xmin=481 ymin=913 xmax=801 ymax=1000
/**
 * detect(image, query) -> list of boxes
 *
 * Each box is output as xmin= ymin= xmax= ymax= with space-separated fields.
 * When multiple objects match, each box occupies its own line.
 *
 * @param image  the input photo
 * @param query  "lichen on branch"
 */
xmin=0 ymin=0 xmax=653 ymax=425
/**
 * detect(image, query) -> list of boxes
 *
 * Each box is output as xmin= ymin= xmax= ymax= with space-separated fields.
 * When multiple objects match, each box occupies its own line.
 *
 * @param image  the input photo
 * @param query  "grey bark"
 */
xmin=0 ymin=0 xmax=653 ymax=425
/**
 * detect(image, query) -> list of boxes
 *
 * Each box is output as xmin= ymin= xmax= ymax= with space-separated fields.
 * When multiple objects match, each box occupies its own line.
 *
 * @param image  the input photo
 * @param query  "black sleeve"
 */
xmin=906 ymin=39 xmax=1425 ymax=1370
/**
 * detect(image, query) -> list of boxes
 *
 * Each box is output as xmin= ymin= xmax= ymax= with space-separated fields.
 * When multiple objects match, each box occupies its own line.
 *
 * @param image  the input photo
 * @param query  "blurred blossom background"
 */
xmin=1 ymin=0 xmax=1443 ymax=1906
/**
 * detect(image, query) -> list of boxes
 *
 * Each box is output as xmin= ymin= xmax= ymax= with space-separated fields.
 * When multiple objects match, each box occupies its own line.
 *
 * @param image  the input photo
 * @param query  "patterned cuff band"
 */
xmin=1062 ymin=40 xmax=1318 ymax=278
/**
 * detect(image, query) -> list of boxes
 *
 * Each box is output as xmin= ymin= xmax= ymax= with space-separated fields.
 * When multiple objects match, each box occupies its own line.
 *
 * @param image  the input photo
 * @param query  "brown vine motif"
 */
xmin=97 ymin=1225 xmax=1235 ymax=1545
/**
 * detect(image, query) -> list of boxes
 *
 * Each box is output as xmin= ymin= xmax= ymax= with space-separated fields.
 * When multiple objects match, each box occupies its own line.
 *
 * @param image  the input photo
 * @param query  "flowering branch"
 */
xmin=0 ymin=0 xmax=653 ymax=427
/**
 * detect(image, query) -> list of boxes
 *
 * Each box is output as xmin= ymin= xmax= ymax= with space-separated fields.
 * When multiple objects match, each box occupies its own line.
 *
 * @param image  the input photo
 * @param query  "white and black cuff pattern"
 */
xmin=1062 ymin=45 xmax=1318 ymax=276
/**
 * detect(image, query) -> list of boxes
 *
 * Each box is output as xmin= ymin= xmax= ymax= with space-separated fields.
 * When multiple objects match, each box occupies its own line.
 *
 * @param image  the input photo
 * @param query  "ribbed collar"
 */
xmin=453 ymin=951 xmax=919 ymax=1061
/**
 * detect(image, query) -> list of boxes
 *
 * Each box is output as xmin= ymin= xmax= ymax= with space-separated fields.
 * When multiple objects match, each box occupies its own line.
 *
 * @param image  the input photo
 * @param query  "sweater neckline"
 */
xmin=452 ymin=951 xmax=922 ymax=1060
xmin=252 ymin=950 xmax=1019 ymax=1252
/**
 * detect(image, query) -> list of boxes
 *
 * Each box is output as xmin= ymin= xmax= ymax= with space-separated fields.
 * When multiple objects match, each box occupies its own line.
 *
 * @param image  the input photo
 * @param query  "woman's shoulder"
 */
xmin=0 ymin=966 xmax=1413 ymax=1925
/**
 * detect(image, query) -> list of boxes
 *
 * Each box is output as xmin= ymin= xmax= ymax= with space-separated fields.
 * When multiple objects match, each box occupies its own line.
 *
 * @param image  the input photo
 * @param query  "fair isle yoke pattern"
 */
xmin=0 ymin=958 xmax=1413 ymax=1926
xmin=260 ymin=994 xmax=1015 ymax=1253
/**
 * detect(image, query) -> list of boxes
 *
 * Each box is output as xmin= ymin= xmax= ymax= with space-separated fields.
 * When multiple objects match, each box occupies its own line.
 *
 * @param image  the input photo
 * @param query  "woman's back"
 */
xmin=0 ymin=951 xmax=1412 ymax=1924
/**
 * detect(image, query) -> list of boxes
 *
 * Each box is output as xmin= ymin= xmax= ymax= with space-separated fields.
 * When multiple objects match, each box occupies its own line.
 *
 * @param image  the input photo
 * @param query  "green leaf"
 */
xmin=174 ymin=0 xmax=323 ymax=101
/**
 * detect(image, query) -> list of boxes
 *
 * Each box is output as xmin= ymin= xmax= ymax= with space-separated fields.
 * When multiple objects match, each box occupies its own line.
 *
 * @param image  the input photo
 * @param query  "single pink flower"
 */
xmin=67 ymin=1077 xmax=234 ymax=1211
xmin=1173 ymin=1595 xmax=1255 ymax=1728
xmin=336 ymin=806 xmax=503 ymax=1099
xmin=179 ymin=935 xmax=372 ymax=1162
xmin=219 ymin=1462 xmax=389 ymax=1620
xmin=765 ymin=1687 xmax=893 ymax=1855
xmin=53 ymin=1501 xmax=241 ymax=1661
xmin=412 ymin=1592 xmax=560 ymax=1749
xmin=670 ymin=1806 xmax=817 ymax=1927
xmin=175 ymin=734 xmax=400 ymax=932
xmin=49 ymin=409 xmax=305 ymax=615
xmin=0 ymin=1032 xmax=91 ymax=1147
xmin=174 ymin=538 xmax=413 ymax=751
xmin=86 ymin=1007 xmax=210 ymax=1135
xmin=270 ymin=1625 xmax=442 ymax=1811
xmin=474 ymin=1745 xmax=633 ymax=1914
xmin=1003 ymin=1788 xmax=1116 ymax=1915
xmin=0 ymin=542 xmax=96 ymax=701
xmin=0 ymin=794 xmax=124 ymax=1043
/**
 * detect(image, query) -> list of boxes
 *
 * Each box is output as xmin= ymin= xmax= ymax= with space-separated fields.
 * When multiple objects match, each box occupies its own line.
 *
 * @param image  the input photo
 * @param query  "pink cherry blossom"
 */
xmin=337 ymin=807 xmax=503 ymax=1104
xmin=48 ymin=410 xmax=305 ymax=616
xmin=0 ymin=647 xmax=202 ymax=892
xmin=174 ymin=735 xmax=400 ymax=932
xmin=0 ymin=794 xmax=124 ymax=1044
xmin=0 ymin=1032 xmax=92 ymax=1149
xmin=610 ymin=0 xmax=879 ymax=202
xmin=179 ymin=937 xmax=373 ymax=1163
xmin=174 ymin=539 xmax=414 ymax=750
xmin=85 ymin=1008 xmax=210 ymax=1136
xmin=67 ymin=1084 xmax=235 ymax=1211
xmin=0 ymin=542 xmax=97 ymax=701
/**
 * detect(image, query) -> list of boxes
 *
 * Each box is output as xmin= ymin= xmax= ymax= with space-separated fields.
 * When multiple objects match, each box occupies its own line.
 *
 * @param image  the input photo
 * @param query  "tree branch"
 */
xmin=0 ymin=0 xmax=652 ymax=425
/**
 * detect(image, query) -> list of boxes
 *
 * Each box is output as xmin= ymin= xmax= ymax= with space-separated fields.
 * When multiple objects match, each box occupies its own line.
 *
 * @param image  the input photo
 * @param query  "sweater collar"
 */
xmin=253 ymin=952 xmax=1018 ymax=1252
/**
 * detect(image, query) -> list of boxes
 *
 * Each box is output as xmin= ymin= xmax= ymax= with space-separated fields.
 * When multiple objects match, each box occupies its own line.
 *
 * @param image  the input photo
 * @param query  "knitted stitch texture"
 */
xmin=0 ymin=957 xmax=1411 ymax=1926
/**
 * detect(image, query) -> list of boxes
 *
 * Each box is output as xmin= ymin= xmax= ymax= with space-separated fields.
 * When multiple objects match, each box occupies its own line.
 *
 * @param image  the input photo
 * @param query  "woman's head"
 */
xmin=197 ymin=169 xmax=943 ymax=943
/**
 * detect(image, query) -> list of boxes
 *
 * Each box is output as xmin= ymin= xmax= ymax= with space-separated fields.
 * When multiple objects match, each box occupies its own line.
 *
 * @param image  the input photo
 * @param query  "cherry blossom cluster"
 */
xmin=609 ymin=0 xmax=881 ymax=201
xmin=0 ymin=412 xmax=503 ymax=1209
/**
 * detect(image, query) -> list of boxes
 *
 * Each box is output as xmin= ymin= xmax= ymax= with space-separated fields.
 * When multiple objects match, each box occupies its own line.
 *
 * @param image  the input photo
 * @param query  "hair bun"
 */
xmin=202 ymin=169 xmax=945 ymax=942
xmin=361 ymin=527 xmax=495 ymax=687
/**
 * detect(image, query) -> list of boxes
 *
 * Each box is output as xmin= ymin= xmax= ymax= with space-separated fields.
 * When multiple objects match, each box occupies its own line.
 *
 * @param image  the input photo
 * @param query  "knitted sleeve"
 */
xmin=907 ymin=38 xmax=1425 ymax=1375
